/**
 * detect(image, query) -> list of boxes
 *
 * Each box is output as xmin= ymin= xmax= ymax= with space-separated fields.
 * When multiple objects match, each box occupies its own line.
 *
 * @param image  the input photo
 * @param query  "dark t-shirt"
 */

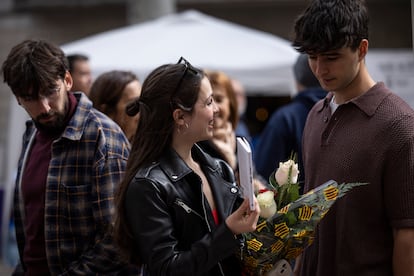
xmin=21 ymin=92 xmax=77 ymax=275
xmin=301 ymin=82 xmax=414 ymax=275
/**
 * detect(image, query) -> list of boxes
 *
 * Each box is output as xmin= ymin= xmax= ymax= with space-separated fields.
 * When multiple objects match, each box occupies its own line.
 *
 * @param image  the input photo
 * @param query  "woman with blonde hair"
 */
xmin=201 ymin=70 xmax=239 ymax=169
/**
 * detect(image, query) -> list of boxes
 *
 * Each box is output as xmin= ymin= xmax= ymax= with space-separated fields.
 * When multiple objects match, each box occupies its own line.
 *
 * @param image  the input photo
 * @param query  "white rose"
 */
xmin=257 ymin=191 xmax=277 ymax=219
xmin=275 ymin=160 xmax=299 ymax=185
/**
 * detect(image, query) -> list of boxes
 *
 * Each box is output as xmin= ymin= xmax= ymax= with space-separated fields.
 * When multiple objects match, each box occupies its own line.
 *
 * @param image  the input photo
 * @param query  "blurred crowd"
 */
xmin=1 ymin=0 xmax=414 ymax=275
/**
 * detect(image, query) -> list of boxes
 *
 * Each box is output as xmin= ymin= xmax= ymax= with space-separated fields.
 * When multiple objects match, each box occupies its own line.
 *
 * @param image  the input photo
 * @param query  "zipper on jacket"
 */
xmin=200 ymin=185 xmax=226 ymax=276
xmin=174 ymin=198 xmax=204 ymax=219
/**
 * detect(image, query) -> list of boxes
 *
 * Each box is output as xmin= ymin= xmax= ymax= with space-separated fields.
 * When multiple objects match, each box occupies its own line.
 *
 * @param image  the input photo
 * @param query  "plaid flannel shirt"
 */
xmin=13 ymin=92 xmax=131 ymax=275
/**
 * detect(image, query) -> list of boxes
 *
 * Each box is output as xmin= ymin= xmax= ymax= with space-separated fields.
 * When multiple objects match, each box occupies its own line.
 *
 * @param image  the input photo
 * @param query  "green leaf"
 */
xmin=287 ymin=183 xmax=300 ymax=202
xmin=337 ymin=182 xmax=369 ymax=198
xmin=268 ymin=170 xmax=277 ymax=189
xmin=285 ymin=211 xmax=297 ymax=226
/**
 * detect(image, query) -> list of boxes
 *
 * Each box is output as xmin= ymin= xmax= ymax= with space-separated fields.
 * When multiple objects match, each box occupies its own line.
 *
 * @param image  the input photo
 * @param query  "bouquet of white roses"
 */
xmin=241 ymin=158 xmax=368 ymax=276
xmin=256 ymin=159 xmax=301 ymax=219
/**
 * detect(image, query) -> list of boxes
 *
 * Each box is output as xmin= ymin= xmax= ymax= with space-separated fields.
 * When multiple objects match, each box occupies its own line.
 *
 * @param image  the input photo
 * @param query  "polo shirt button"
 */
xmin=172 ymin=175 xmax=178 ymax=180
xmin=230 ymin=187 xmax=238 ymax=193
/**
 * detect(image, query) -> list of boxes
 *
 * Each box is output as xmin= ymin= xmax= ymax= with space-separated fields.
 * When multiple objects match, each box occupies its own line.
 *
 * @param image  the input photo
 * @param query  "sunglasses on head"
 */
xmin=170 ymin=57 xmax=199 ymax=110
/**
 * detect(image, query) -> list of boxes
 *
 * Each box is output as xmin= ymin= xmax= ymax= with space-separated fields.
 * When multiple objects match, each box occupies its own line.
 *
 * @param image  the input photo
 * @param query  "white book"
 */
xmin=236 ymin=137 xmax=255 ymax=211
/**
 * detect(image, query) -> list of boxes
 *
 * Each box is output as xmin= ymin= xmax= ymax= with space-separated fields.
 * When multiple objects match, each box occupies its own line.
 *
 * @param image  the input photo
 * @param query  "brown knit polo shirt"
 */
xmin=301 ymin=82 xmax=414 ymax=275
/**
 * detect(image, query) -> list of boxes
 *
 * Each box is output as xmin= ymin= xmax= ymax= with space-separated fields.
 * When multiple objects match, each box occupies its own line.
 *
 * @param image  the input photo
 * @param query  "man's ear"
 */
xmin=358 ymin=39 xmax=369 ymax=61
xmin=64 ymin=71 xmax=73 ymax=91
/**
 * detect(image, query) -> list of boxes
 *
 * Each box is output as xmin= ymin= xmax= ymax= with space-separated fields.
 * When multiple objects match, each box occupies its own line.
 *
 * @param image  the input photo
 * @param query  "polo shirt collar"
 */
xmin=319 ymin=82 xmax=390 ymax=117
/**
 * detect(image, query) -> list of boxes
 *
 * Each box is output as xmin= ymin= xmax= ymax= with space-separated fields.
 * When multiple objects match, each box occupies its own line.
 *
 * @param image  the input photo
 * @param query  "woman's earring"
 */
xmin=185 ymin=123 xmax=189 ymax=129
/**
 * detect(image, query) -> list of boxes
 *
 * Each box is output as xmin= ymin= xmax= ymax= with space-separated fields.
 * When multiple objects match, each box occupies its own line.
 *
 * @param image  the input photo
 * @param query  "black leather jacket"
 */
xmin=125 ymin=145 xmax=244 ymax=276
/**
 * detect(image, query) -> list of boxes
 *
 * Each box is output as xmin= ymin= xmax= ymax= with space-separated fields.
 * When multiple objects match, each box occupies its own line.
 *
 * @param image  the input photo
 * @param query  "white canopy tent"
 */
xmin=62 ymin=10 xmax=299 ymax=96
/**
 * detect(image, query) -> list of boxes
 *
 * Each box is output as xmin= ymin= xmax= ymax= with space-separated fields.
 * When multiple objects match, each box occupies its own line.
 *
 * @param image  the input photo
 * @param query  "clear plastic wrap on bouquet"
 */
xmin=241 ymin=180 xmax=368 ymax=276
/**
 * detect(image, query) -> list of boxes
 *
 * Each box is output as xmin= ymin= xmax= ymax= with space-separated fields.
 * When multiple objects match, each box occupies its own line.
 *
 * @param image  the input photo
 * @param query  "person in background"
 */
xmin=113 ymin=57 xmax=260 ymax=276
xmin=199 ymin=70 xmax=239 ymax=170
xmin=254 ymin=53 xmax=326 ymax=188
xmin=89 ymin=70 xmax=142 ymax=142
xmin=231 ymin=78 xmax=252 ymax=142
xmin=67 ymin=54 xmax=92 ymax=95
xmin=2 ymin=39 xmax=132 ymax=275
xmin=293 ymin=0 xmax=414 ymax=275
xmin=200 ymin=70 xmax=267 ymax=192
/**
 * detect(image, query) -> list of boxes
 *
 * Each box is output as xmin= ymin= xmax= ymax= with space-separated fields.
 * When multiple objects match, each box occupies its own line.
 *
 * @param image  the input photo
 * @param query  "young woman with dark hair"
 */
xmin=114 ymin=58 xmax=260 ymax=276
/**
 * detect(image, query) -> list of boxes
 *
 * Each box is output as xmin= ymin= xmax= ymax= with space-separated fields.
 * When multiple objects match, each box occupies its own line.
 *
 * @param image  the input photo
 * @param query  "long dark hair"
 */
xmin=114 ymin=58 xmax=204 ymax=263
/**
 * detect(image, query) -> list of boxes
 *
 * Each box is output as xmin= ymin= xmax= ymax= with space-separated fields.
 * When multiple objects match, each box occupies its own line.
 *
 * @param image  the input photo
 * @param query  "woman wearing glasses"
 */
xmin=114 ymin=57 xmax=260 ymax=276
xmin=89 ymin=70 xmax=142 ymax=142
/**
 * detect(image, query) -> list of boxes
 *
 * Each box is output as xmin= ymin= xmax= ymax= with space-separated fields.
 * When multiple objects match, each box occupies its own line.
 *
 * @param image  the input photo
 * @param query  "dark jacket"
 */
xmin=124 ymin=145 xmax=244 ymax=276
xmin=254 ymin=87 xmax=326 ymax=189
xmin=13 ymin=92 xmax=131 ymax=275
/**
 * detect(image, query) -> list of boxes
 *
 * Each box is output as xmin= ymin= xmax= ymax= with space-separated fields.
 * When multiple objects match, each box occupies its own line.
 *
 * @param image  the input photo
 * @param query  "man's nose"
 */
xmin=314 ymin=58 xmax=327 ymax=76
xmin=37 ymin=97 xmax=52 ymax=113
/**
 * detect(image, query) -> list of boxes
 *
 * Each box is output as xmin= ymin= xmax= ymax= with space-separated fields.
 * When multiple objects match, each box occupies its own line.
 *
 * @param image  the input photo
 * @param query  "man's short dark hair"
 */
xmin=293 ymin=0 xmax=369 ymax=54
xmin=66 ymin=54 xmax=89 ymax=73
xmin=2 ymin=39 xmax=68 ymax=98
